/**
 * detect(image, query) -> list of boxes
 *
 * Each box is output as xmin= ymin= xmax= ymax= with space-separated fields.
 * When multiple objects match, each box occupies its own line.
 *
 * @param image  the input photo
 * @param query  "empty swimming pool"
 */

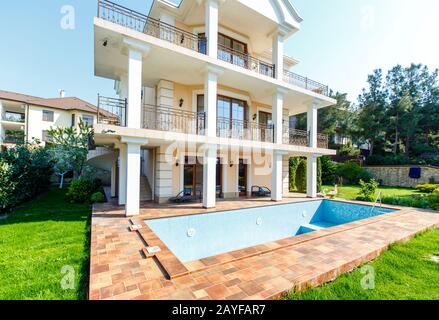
xmin=145 ymin=200 xmax=395 ymax=262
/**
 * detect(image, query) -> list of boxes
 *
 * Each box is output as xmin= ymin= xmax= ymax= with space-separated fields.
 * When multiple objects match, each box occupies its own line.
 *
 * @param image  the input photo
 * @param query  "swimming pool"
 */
xmin=146 ymin=200 xmax=395 ymax=262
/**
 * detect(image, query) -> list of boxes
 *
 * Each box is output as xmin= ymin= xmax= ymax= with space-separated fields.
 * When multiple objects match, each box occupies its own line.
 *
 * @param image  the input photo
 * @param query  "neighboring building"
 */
xmin=92 ymin=0 xmax=337 ymax=216
xmin=0 ymin=90 xmax=100 ymax=148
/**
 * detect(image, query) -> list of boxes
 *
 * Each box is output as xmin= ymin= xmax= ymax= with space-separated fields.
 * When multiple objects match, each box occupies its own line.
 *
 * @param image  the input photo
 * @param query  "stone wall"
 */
xmin=364 ymin=165 xmax=439 ymax=188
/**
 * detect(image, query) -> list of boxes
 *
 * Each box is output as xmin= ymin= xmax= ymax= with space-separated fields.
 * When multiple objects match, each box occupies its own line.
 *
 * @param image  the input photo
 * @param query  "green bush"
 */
xmin=415 ymin=184 xmax=439 ymax=194
xmin=382 ymin=195 xmax=431 ymax=209
xmin=0 ymin=144 xmax=53 ymax=213
xmin=91 ymin=192 xmax=105 ymax=204
xmin=66 ymin=178 xmax=100 ymax=204
xmin=317 ymin=157 xmax=322 ymax=193
xmin=336 ymin=161 xmax=372 ymax=184
xmin=428 ymin=190 xmax=439 ymax=210
xmin=295 ymin=160 xmax=307 ymax=193
xmin=356 ymin=179 xmax=379 ymax=202
xmin=321 ymin=156 xmax=337 ymax=185
xmin=289 ymin=157 xmax=301 ymax=192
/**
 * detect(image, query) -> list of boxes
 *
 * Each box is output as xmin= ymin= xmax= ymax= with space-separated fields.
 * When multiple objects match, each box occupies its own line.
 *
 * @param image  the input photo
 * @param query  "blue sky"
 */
xmin=0 ymin=0 xmax=438 ymax=105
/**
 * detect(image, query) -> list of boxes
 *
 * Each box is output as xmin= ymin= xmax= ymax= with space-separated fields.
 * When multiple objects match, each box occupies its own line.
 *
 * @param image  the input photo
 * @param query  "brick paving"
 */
xmin=89 ymin=198 xmax=439 ymax=300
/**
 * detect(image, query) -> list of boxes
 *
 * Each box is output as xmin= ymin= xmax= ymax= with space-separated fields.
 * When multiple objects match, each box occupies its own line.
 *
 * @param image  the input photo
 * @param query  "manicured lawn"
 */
xmin=0 ymin=189 xmax=91 ymax=300
xmin=322 ymin=185 xmax=423 ymax=201
xmin=285 ymin=228 xmax=439 ymax=300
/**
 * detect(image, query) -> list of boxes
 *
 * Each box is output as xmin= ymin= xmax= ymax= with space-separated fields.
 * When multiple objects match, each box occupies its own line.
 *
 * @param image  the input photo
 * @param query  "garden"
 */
xmin=289 ymin=156 xmax=439 ymax=210
xmin=0 ymin=122 xmax=107 ymax=300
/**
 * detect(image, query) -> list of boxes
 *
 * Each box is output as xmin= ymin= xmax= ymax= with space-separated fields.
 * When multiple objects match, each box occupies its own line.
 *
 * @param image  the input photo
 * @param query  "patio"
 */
xmin=89 ymin=197 xmax=439 ymax=300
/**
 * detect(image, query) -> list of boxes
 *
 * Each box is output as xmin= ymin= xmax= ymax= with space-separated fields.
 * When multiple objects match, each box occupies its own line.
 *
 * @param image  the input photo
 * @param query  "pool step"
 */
xmin=299 ymin=221 xmax=336 ymax=234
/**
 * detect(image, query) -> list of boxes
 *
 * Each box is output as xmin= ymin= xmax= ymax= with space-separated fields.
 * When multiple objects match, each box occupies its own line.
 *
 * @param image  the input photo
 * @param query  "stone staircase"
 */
xmin=140 ymin=175 xmax=152 ymax=201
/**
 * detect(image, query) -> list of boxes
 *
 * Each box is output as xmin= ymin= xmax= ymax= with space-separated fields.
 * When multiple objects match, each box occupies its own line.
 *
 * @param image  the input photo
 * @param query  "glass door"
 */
xmin=259 ymin=111 xmax=273 ymax=142
xmin=238 ymin=159 xmax=247 ymax=197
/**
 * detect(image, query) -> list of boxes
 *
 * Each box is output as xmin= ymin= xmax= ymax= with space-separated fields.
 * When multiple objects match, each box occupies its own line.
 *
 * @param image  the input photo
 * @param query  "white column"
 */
xmin=272 ymin=89 xmax=284 ymax=144
xmin=221 ymin=160 xmax=228 ymax=198
xmin=203 ymin=145 xmax=217 ymax=208
xmin=205 ymin=0 xmax=219 ymax=59
xmin=307 ymin=155 xmax=318 ymax=198
xmin=125 ymin=143 xmax=141 ymax=216
xmin=272 ymin=32 xmax=284 ymax=81
xmin=204 ymin=68 xmax=219 ymax=137
xmin=118 ymin=144 xmax=127 ymax=205
xmin=127 ymin=49 xmax=142 ymax=129
xmin=307 ymin=103 xmax=318 ymax=148
xmin=271 ymin=151 xmax=283 ymax=201
xmin=111 ymin=161 xmax=117 ymax=198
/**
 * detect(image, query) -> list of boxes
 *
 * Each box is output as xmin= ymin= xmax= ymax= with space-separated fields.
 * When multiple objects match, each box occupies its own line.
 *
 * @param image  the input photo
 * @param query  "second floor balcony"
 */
xmin=97 ymin=0 xmax=330 ymax=97
xmin=2 ymin=112 xmax=25 ymax=123
xmin=97 ymin=96 xmax=329 ymax=149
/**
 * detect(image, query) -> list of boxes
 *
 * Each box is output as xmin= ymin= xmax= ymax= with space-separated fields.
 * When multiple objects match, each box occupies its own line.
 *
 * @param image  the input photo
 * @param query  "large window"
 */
xmin=82 ymin=115 xmax=94 ymax=127
xmin=42 ymin=110 xmax=54 ymax=122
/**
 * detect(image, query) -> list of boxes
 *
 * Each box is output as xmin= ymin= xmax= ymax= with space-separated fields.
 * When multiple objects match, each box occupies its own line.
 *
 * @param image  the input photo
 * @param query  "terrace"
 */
xmin=97 ymin=0 xmax=329 ymax=96
xmin=97 ymin=95 xmax=329 ymax=148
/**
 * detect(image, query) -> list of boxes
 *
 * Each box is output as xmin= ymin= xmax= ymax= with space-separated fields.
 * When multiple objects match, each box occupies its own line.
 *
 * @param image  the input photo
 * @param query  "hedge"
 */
xmin=0 ymin=144 xmax=53 ymax=213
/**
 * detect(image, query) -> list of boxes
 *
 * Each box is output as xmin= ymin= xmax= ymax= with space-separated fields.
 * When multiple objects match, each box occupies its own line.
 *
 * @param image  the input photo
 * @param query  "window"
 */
xmin=196 ymin=95 xmax=204 ymax=113
xmin=71 ymin=114 xmax=76 ymax=127
xmin=42 ymin=110 xmax=54 ymax=122
xmin=82 ymin=115 xmax=94 ymax=127
xmin=42 ymin=130 xmax=52 ymax=142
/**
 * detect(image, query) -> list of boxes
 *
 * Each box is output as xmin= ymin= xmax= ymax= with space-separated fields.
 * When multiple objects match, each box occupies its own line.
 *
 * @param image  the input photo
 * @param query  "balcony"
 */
xmin=2 ymin=112 xmax=25 ymax=123
xmin=97 ymin=0 xmax=331 ymax=97
xmin=98 ymin=0 xmax=204 ymax=53
xmin=283 ymin=125 xmax=329 ymax=149
xmin=217 ymin=45 xmax=275 ymax=78
xmin=97 ymin=96 xmax=329 ymax=148
xmin=283 ymin=70 xmax=329 ymax=96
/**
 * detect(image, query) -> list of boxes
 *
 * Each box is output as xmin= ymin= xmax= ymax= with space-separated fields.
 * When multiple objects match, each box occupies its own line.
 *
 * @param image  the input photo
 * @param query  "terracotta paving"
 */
xmin=89 ymin=198 xmax=439 ymax=300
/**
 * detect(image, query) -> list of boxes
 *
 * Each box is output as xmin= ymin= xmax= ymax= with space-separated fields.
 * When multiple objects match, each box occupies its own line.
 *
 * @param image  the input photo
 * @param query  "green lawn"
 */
xmin=0 ymin=189 xmax=91 ymax=300
xmin=322 ymin=185 xmax=422 ymax=200
xmin=285 ymin=228 xmax=439 ymax=300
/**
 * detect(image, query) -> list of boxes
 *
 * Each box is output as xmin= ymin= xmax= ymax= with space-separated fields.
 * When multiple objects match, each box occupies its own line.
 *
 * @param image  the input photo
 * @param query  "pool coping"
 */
xmin=130 ymin=199 xmax=413 ymax=280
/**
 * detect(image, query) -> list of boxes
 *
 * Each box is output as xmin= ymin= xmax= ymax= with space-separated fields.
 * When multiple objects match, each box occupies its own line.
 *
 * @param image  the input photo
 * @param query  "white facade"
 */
xmin=93 ymin=0 xmax=337 ymax=216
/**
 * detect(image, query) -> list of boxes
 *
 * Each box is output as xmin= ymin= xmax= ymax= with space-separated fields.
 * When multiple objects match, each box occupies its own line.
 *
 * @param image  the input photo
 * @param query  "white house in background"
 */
xmin=0 ymin=90 xmax=99 ymax=148
xmin=92 ymin=0 xmax=337 ymax=216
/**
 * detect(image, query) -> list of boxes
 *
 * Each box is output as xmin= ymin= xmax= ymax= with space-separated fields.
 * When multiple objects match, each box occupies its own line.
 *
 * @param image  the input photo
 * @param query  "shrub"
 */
xmin=317 ymin=157 xmax=322 ymax=193
xmin=321 ymin=156 xmax=337 ymax=185
xmin=336 ymin=161 xmax=372 ymax=184
xmin=0 ymin=144 xmax=53 ymax=213
xmin=382 ymin=195 xmax=431 ymax=209
xmin=289 ymin=157 xmax=301 ymax=192
xmin=295 ymin=160 xmax=307 ymax=193
xmin=66 ymin=178 xmax=100 ymax=204
xmin=91 ymin=192 xmax=105 ymax=204
xmin=415 ymin=184 xmax=439 ymax=194
xmin=428 ymin=190 xmax=439 ymax=210
xmin=356 ymin=179 xmax=379 ymax=202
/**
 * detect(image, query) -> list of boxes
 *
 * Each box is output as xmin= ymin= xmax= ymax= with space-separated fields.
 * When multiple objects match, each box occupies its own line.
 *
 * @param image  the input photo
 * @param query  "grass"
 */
xmin=322 ymin=185 xmax=423 ymax=201
xmin=0 ymin=188 xmax=91 ymax=300
xmin=285 ymin=228 xmax=439 ymax=300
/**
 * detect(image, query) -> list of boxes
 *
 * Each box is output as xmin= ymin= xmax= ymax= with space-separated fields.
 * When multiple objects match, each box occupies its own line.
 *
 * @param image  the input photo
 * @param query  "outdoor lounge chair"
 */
xmin=251 ymin=186 xmax=271 ymax=197
xmin=169 ymin=188 xmax=194 ymax=203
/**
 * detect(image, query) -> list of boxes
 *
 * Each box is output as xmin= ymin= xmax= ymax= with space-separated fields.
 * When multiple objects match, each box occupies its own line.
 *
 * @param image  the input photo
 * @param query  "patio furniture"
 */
xmin=251 ymin=186 xmax=271 ymax=197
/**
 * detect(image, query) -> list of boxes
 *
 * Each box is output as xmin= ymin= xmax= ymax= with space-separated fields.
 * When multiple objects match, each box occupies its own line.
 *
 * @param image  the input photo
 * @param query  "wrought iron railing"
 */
xmin=217 ymin=45 xmax=275 ymax=78
xmin=143 ymin=105 xmax=206 ymax=135
xmin=283 ymin=70 xmax=329 ymax=96
xmin=2 ymin=112 xmax=25 ymax=123
xmin=98 ymin=0 xmax=206 ymax=53
xmin=282 ymin=124 xmax=329 ymax=148
xmin=97 ymin=95 xmax=127 ymax=126
xmin=3 ymin=135 xmax=24 ymax=144
xmin=217 ymin=117 xmax=274 ymax=142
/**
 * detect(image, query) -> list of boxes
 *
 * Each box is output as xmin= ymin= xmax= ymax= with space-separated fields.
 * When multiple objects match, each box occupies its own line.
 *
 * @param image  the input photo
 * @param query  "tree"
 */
xmin=357 ymin=69 xmax=388 ymax=155
xmin=48 ymin=120 xmax=92 ymax=179
xmin=295 ymin=160 xmax=307 ymax=193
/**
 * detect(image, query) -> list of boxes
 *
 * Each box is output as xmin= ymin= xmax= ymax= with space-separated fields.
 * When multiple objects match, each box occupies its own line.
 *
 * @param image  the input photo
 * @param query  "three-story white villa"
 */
xmin=92 ymin=0 xmax=336 ymax=216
